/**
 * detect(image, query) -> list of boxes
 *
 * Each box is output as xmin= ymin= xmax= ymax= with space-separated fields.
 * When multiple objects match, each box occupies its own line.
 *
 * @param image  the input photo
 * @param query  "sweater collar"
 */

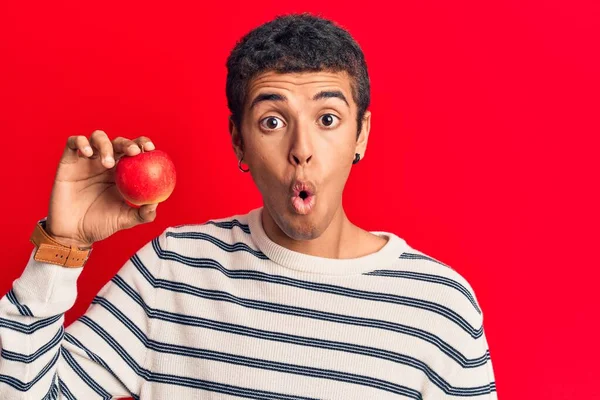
xmin=247 ymin=207 xmax=409 ymax=276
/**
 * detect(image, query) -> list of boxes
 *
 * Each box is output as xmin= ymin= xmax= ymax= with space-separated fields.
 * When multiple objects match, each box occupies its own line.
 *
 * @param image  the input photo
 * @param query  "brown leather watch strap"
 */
xmin=29 ymin=220 xmax=92 ymax=268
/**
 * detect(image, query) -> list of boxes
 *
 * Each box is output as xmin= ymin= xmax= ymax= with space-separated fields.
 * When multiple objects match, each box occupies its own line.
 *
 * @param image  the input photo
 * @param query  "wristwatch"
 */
xmin=29 ymin=218 xmax=93 ymax=268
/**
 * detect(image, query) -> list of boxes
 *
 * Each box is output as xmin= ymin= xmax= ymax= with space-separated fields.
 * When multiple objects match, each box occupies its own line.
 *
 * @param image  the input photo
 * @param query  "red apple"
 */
xmin=114 ymin=149 xmax=176 ymax=208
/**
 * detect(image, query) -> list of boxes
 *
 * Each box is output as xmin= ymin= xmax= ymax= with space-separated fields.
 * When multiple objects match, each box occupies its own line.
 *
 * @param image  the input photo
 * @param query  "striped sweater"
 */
xmin=0 ymin=206 xmax=497 ymax=399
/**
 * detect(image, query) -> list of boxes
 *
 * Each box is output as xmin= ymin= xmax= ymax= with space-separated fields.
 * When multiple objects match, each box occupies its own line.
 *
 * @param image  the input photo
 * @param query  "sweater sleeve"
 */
xmin=479 ymin=329 xmax=497 ymax=399
xmin=447 ymin=326 xmax=498 ymax=399
xmin=0 ymin=229 xmax=167 ymax=399
xmin=436 ymin=300 xmax=498 ymax=399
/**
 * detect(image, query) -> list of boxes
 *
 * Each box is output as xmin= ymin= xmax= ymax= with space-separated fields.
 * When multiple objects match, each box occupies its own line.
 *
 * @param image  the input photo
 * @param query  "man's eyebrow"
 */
xmin=312 ymin=90 xmax=349 ymax=108
xmin=249 ymin=90 xmax=350 ymax=110
xmin=250 ymin=90 xmax=350 ymax=110
xmin=250 ymin=93 xmax=287 ymax=110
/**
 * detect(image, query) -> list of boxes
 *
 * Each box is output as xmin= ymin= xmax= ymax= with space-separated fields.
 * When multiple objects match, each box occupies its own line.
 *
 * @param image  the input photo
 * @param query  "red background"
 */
xmin=1 ymin=1 xmax=599 ymax=399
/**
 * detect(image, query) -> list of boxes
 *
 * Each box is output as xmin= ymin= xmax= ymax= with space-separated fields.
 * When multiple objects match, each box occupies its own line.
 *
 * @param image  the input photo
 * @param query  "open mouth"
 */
xmin=290 ymin=180 xmax=316 ymax=214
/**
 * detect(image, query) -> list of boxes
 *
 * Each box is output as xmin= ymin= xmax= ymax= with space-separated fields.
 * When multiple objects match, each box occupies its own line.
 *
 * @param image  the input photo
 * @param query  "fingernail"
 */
xmin=128 ymin=144 xmax=141 ymax=154
xmin=104 ymin=156 xmax=114 ymax=166
xmin=145 ymin=142 xmax=155 ymax=150
xmin=84 ymin=146 xmax=93 ymax=155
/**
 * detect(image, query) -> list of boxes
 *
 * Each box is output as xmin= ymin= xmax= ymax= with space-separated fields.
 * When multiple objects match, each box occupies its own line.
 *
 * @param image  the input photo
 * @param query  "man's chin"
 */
xmin=282 ymin=222 xmax=320 ymax=241
xmin=270 ymin=204 xmax=321 ymax=241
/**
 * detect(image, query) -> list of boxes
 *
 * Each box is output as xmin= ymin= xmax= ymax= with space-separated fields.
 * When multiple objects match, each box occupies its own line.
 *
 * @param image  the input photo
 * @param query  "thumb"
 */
xmin=122 ymin=203 xmax=159 ymax=229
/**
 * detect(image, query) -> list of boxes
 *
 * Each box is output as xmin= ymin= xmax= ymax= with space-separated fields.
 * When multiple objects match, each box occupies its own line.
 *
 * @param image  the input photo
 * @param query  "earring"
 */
xmin=238 ymin=154 xmax=250 ymax=173
xmin=352 ymin=153 xmax=361 ymax=165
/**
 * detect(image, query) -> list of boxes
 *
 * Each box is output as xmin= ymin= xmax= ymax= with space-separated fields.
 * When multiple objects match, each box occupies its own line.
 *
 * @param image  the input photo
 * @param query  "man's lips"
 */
xmin=291 ymin=180 xmax=316 ymax=197
xmin=290 ymin=179 xmax=317 ymax=214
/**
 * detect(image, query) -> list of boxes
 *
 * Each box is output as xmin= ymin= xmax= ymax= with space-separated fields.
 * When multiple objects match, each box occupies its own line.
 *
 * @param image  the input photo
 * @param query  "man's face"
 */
xmin=230 ymin=70 xmax=370 ymax=241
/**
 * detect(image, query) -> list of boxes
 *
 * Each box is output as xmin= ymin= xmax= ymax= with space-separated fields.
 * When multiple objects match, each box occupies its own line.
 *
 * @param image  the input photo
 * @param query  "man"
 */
xmin=0 ymin=13 xmax=497 ymax=399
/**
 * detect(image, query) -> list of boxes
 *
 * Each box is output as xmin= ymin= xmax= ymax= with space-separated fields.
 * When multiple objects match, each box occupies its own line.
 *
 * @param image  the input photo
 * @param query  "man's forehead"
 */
xmin=247 ymin=70 xmax=353 ymax=96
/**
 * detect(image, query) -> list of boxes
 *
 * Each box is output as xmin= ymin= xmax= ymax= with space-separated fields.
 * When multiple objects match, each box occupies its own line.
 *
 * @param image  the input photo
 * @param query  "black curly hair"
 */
xmin=226 ymin=13 xmax=370 ymax=140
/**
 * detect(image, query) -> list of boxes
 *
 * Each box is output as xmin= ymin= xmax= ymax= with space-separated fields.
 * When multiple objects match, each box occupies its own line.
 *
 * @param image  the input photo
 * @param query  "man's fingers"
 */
xmin=60 ymin=131 xmax=154 ymax=168
xmin=122 ymin=203 xmax=158 ymax=230
xmin=133 ymin=136 xmax=155 ymax=151
xmin=136 ymin=203 xmax=159 ymax=224
xmin=62 ymin=135 xmax=94 ymax=164
xmin=89 ymin=130 xmax=115 ymax=169
xmin=112 ymin=136 xmax=156 ymax=162
xmin=112 ymin=137 xmax=142 ymax=160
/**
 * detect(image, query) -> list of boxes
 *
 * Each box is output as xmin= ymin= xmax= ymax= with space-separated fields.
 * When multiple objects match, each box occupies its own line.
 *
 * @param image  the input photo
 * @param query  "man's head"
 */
xmin=226 ymin=13 xmax=372 ymax=241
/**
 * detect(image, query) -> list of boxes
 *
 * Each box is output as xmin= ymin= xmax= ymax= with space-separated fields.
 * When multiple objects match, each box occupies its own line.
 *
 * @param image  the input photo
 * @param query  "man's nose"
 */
xmin=288 ymin=121 xmax=314 ymax=167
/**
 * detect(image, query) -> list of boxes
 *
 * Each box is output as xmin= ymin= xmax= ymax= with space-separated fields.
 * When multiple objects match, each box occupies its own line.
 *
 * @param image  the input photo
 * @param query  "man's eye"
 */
xmin=319 ymin=114 xmax=340 ymax=128
xmin=259 ymin=116 xmax=286 ymax=130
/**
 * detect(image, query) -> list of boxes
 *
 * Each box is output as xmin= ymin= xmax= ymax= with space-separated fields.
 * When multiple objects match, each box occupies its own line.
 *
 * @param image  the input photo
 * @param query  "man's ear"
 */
xmin=229 ymin=116 xmax=244 ymax=160
xmin=355 ymin=110 xmax=371 ymax=160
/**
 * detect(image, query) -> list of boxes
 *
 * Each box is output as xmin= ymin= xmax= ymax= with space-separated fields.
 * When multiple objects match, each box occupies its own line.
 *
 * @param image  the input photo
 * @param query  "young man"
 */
xmin=0 ymin=13 xmax=497 ymax=399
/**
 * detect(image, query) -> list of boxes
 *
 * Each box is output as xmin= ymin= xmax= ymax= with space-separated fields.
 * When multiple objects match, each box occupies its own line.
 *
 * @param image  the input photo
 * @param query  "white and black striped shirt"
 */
xmin=0 ymin=206 xmax=497 ymax=399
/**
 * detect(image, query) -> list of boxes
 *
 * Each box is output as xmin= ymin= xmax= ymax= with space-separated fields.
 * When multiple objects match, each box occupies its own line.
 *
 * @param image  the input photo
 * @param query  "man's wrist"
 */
xmin=31 ymin=217 xmax=93 ymax=268
xmin=40 ymin=219 xmax=93 ymax=250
